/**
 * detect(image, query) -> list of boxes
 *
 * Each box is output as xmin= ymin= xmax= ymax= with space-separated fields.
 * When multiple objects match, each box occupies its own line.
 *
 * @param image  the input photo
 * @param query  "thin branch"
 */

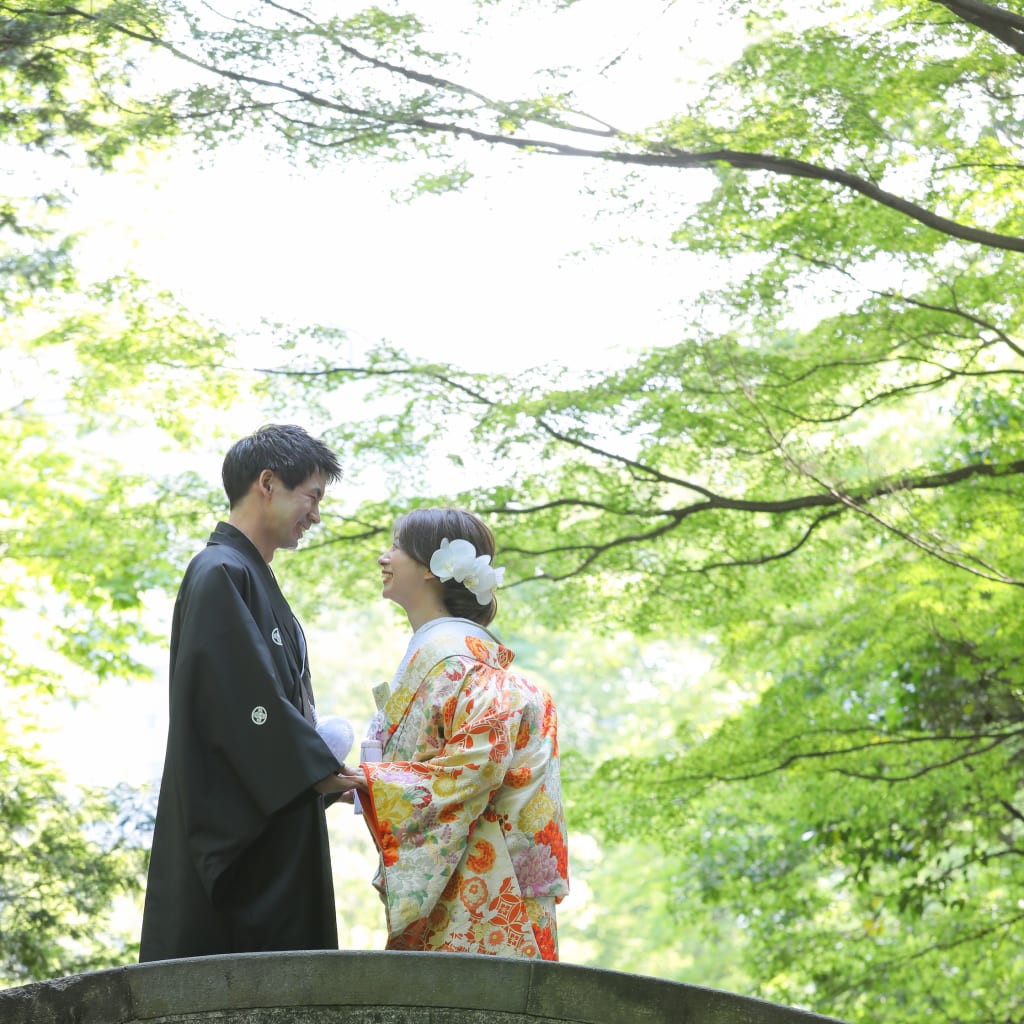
xmin=823 ymin=910 xmax=1024 ymax=1004
xmin=877 ymin=288 xmax=1024 ymax=360
xmin=266 ymin=357 xmax=1024 ymax=579
xmin=738 ymin=390 xmax=1024 ymax=585
xmin=834 ymin=732 xmax=1016 ymax=781
xmin=999 ymin=797 xmax=1024 ymax=826
xmin=820 ymin=479 xmax=1022 ymax=586
xmin=659 ymin=726 xmax=1024 ymax=784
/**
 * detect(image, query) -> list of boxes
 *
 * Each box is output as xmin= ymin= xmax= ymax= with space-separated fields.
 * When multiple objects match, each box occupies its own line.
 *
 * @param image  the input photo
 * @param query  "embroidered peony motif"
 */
xmin=535 ymin=819 xmax=569 ymax=880
xmin=428 ymin=902 xmax=451 ymax=932
xmin=518 ymin=787 xmax=557 ymax=834
xmin=513 ymin=843 xmax=562 ymax=897
xmin=505 ymin=766 xmax=532 ymax=788
xmin=439 ymin=800 xmax=464 ymax=823
xmin=533 ymin=924 xmax=557 ymax=961
xmin=432 ymin=774 xmax=458 ymax=797
xmin=442 ymin=694 xmax=458 ymax=727
xmin=514 ymin=721 xmax=531 ymax=751
xmin=379 ymin=821 xmax=400 ymax=867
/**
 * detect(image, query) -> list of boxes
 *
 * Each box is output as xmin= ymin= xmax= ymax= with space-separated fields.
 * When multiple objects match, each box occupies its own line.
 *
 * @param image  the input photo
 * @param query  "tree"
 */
xmin=58 ymin=0 xmax=1019 ymax=601
xmin=0 ymin=738 xmax=151 ymax=984
xmin=0 ymin=0 xmax=176 ymax=310
xmin=103 ymin=2 xmax=1019 ymax=1019
xmin=3 ymin=0 xmax=1023 ymax=1017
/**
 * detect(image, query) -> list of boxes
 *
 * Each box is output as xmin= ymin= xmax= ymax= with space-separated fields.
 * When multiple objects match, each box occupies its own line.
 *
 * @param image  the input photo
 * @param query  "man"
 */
xmin=139 ymin=424 xmax=350 ymax=961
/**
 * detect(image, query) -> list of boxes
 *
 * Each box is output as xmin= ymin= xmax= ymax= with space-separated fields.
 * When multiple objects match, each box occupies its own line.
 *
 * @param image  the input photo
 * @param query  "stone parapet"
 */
xmin=0 ymin=950 xmax=848 ymax=1024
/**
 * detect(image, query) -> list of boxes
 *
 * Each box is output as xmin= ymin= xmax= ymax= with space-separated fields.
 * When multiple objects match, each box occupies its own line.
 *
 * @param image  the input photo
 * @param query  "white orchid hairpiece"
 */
xmin=429 ymin=537 xmax=506 ymax=605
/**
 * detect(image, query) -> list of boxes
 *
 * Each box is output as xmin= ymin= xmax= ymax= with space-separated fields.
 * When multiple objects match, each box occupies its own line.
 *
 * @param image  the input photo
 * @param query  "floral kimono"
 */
xmin=359 ymin=617 xmax=569 ymax=960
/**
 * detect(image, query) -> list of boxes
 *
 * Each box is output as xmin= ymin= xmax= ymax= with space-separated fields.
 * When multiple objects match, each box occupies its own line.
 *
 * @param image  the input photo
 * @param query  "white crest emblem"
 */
xmin=271 ymin=627 xmax=283 ymax=646
xmin=251 ymin=706 xmax=268 ymax=725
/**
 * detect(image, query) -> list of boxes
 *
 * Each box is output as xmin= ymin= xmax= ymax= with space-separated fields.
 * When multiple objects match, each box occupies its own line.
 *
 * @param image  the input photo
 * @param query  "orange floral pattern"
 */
xmin=505 ymin=766 xmax=532 ymax=788
xmin=378 ymin=821 xmax=400 ymax=868
xmin=360 ymin=620 xmax=568 ymax=961
xmin=514 ymin=721 xmax=531 ymax=751
xmin=536 ymin=820 xmax=569 ymax=879
xmin=466 ymin=838 xmax=496 ymax=874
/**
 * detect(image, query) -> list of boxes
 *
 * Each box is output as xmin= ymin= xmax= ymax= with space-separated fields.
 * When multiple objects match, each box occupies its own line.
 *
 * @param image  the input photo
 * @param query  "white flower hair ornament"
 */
xmin=429 ymin=537 xmax=506 ymax=605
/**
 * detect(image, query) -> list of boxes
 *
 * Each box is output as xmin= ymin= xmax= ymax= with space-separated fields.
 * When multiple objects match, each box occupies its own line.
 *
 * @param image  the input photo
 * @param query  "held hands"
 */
xmin=314 ymin=764 xmax=368 ymax=800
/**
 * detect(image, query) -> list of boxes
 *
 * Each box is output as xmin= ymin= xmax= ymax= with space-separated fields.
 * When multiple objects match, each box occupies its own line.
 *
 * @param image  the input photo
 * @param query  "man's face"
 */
xmin=269 ymin=470 xmax=327 ymax=551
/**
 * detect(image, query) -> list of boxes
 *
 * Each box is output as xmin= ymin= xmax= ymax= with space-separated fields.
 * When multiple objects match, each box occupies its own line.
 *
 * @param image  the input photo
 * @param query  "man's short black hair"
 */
xmin=222 ymin=424 xmax=342 ymax=507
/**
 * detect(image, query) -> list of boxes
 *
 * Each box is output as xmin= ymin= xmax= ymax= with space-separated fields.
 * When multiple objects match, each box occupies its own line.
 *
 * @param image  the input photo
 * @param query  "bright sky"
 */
xmin=72 ymin=148 xmax=690 ymax=375
xmin=63 ymin=0 xmax=739 ymax=376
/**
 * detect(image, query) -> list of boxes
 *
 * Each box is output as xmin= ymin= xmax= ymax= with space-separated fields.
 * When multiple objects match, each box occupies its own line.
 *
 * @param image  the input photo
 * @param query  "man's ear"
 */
xmin=259 ymin=469 xmax=275 ymax=497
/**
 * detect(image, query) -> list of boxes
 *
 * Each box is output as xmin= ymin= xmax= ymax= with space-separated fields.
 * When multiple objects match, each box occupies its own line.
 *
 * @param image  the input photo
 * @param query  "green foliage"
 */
xmin=3 ymin=0 xmax=1024 ymax=1017
xmin=564 ymin=548 xmax=1024 ymax=1017
xmin=0 ymin=728 xmax=149 ymax=985
xmin=0 ymin=0 xmax=175 ymax=167
xmin=1 ymin=321 xmax=254 ymax=981
xmin=205 ymin=2 xmax=1022 ymax=1018
xmin=0 ymin=0 xmax=178 ymax=316
xmin=1 ymin=291 xmax=250 ymax=980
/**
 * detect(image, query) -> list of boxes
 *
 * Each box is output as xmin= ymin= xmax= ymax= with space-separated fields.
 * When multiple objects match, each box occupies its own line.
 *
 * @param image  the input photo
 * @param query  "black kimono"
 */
xmin=139 ymin=523 xmax=340 ymax=961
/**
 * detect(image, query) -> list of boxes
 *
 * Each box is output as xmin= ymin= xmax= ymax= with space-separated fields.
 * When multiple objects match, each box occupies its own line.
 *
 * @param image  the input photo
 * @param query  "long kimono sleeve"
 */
xmin=359 ymin=658 xmax=520 ymax=939
xmin=169 ymin=559 xmax=338 ymax=896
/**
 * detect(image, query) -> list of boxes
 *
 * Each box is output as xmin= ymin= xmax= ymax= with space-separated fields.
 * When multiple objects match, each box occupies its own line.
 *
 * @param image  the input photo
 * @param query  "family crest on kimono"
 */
xmin=336 ymin=507 xmax=570 ymax=960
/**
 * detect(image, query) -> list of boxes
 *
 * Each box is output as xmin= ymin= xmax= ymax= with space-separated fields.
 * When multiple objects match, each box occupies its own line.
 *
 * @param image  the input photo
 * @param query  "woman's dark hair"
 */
xmin=222 ymin=424 xmax=343 ymax=507
xmin=395 ymin=507 xmax=498 ymax=627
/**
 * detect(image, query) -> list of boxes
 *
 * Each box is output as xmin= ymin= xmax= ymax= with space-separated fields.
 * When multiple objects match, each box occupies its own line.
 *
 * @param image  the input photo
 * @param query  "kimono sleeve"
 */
xmin=359 ymin=659 xmax=521 ymax=935
xmin=169 ymin=557 xmax=338 ymax=894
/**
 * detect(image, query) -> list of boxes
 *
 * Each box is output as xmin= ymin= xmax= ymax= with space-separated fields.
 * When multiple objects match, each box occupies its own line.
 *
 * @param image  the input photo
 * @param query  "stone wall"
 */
xmin=0 ymin=951 xmax=848 ymax=1024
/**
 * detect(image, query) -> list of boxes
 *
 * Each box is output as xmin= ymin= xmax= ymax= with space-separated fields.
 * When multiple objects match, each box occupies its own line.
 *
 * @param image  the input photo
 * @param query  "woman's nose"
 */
xmin=377 ymin=552 xmax=388 ymax=565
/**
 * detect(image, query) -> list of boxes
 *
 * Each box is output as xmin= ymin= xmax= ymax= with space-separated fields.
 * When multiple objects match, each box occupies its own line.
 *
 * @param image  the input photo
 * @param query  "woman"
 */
xmin=340 ymin=508 xmax=569 ymax=960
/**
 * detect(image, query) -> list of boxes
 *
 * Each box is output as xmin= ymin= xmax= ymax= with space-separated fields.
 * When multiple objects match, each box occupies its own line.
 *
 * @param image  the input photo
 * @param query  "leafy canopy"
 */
xmin=1 ymin=1 xmax=1022 ymax=1018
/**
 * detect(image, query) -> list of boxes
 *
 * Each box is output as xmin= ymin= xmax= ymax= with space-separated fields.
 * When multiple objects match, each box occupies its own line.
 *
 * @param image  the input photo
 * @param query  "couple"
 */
xmin=138 ymin=424 xmax=569 ymax=964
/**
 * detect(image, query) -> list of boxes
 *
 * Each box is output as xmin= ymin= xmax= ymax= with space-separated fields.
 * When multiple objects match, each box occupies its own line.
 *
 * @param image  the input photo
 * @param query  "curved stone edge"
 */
xmin=0 ymin=950 xmax=850 ymax=1024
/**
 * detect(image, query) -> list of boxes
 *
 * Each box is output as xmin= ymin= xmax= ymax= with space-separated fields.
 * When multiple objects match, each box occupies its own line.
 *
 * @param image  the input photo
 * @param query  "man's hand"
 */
xmin=315 ymin=765 xmax=367 ymax=797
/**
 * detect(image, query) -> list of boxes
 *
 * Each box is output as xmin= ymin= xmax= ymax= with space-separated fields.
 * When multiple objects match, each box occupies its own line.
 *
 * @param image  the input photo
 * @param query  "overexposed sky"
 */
xmin=72 ymin=148 xmax=694 ymax=375
xmin=63 ymin=0 xmax=740 ymax=375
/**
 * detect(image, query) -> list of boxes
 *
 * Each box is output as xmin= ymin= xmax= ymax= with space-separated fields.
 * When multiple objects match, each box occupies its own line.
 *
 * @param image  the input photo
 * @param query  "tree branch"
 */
xmin=658 ymin=726 xmax=1024 ymax=784
xmin=933 ymin=0 xmax=1024 ymax=54
xmin=20 ymin=3 xmax=1024 ymax=252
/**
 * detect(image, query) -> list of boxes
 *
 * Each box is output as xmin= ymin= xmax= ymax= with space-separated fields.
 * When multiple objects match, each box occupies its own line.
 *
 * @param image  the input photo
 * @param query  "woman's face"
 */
xmin=377 ymin=535 xmax=428 ymax=611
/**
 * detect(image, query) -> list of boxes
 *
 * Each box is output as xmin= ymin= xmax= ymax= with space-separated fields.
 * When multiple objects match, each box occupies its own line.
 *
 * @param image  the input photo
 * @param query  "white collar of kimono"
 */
xmin=414 ymin=616 xmax=498 ymax=644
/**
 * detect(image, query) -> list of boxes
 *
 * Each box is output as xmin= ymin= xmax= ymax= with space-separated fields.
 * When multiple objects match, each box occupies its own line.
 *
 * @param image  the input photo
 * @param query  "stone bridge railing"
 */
xmin=0 ymin=950 xmax=849 ymax=1024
